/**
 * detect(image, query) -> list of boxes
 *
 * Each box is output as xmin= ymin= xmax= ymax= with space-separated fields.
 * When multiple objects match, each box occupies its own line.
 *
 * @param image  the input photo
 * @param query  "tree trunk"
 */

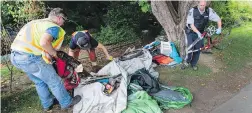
xmin=151 ymin=1 xmax=198 ymax=56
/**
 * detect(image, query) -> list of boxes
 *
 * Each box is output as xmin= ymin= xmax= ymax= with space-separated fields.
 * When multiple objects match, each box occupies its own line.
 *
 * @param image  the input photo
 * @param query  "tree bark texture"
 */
xmin=151 ymin=1 xmax=198 ymax=56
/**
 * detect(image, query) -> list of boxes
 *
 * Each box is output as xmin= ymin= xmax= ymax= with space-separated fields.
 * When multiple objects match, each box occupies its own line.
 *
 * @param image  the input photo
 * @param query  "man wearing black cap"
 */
xmin=68 ymin=30 xmax=113 ymax=66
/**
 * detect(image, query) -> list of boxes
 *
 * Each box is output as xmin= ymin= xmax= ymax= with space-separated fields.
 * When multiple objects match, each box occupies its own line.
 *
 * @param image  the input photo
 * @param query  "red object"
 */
xmin=88 ymin=49 xmax=96 ymax=62
xmin=54 ymin=58 xmax=80 ymax=90
xmin=55 ymin=58 xmax=70 ymax=78
xmin=64 ymin=72 xmax=80 ymax=90
xmin=153 ymin=55 xmax=173 ymax=65
xmin=201 ymin=31 xmax=225 ymax=50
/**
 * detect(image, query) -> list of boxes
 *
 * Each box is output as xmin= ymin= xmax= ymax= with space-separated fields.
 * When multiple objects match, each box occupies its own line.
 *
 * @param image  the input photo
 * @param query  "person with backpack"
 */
xmin=10 ymin=8 xmax=81 ymax=112
xmin=68 ymin=30 xmax=113 ymax=68
xmin=184 ymin=0 xmax=222 ymax=70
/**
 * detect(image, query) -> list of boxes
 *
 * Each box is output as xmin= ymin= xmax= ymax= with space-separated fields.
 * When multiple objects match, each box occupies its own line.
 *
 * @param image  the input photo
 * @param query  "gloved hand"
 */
xmin=196 ymin=31 xmax=203 ymax=39
xmin=216 ymin=28 xmax=221 ymax=34
xmin=106 ymin=55 xmax=113 ymax=61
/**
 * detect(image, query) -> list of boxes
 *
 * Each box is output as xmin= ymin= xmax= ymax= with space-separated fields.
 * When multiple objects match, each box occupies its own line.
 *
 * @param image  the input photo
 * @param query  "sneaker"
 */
xmin=192 ymin=66 xmax=198 ymax=71
xmin=62 ymin=95 xmax=82 ymax=110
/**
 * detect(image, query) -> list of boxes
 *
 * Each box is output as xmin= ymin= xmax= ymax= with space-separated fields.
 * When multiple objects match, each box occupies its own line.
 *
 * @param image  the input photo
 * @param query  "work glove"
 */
xmin=216 ymin=28 xmax=221 ymax=34
xmin=106 ymin=55 xmax=113 ymax=61
xmin=196 ymin=31 xmax=203 ymax=39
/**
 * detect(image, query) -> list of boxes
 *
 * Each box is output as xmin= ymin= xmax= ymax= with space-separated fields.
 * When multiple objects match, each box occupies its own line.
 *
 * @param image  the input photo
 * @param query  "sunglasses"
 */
xmin=58 ymin=15 xmax=67 ymax=21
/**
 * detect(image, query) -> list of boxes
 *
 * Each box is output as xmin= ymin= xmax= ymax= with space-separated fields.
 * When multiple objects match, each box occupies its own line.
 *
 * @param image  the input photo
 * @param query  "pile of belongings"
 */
xmin=71 ymin=48 xmax=193 ymax=113
xmin=143 ymin=40 xmax=183 ymax=67
xmin=52 ymin=51 xmax=90 ymax=91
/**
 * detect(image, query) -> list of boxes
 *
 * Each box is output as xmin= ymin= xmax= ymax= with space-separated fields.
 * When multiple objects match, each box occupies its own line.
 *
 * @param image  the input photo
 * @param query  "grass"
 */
xmin=1 ymin=64 xmax=23 ymax=79
xmin=1 ymin=88 xmax=42 ymax=113
xmin=157 ymin=63 xmax=212 ymax=86
xmin=214 ymin=22 xmax=252 ymax=72
xmin=158 ymin=63 xmax=212 ymax=77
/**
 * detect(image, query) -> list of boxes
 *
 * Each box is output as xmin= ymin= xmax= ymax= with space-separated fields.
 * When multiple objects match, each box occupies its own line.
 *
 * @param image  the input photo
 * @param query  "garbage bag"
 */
xmin=129 ymin=68 xmax=160 ymax=94
xmin=151 ymin=86 xmax=193 ymax=109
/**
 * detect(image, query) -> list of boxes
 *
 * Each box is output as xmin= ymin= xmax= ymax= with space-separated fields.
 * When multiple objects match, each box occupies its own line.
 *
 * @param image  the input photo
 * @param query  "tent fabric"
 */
xmin=117 ymin=49 xmax=159 ymax=79
xmin=122 ymin=91 xmax=163 ymax=113
xmin=73 ymin=61 xmax=128 ymax=113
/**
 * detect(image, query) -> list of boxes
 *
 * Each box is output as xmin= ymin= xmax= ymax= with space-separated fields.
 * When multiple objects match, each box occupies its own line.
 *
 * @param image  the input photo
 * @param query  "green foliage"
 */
xmin=1 ymin=0 xmax=46 ymax=28
xmin=76 ymin=25 xmax=84 ymax=31
xmin=227 ymin=1 xmax=252 ymax=21
xmin=98 ymin=2 xmax=145 ymax=45
xmin=104 ymin=2 xmax=144 ymax=30
xmin=211 ymin=1 xmax=252 ymax=28
xmin=95 ymin=25 xmax=139 ymax=45
xmin=137 ymin=1 xmax=151 ymax=13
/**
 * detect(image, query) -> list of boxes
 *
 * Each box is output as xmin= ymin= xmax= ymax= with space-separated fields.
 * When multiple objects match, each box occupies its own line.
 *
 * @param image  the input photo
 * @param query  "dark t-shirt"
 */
xmin=69 ymin=36 xmax=98 ymax=50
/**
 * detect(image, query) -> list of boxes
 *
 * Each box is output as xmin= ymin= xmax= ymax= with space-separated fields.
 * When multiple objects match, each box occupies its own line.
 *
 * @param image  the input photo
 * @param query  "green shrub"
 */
xmin=210 ymin=1 xmax=233 ymax=27
xmin=1 ymin=1 xmax=46 ymax=28
xmin=95 ymin=25 xmax=139 ymax=45
xmin=96 ymin=2 xmax=146 ymax=45
xmin=137 ymin=1 xmax=151 ymax=13
xmin=211 ymin=1 xmax=252 ymax=28
xmin=104 ymin=2 xmax=144 ymax=33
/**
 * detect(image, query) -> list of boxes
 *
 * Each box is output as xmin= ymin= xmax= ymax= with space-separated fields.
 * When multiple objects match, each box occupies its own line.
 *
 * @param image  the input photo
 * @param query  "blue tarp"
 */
xmin=169 ymin=42 xmax=182 ymax=64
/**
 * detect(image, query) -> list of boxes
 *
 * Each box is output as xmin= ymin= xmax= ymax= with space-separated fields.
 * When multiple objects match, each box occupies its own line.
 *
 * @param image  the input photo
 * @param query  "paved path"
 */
xmin=211 ymin=83 xmax=252 ymax=113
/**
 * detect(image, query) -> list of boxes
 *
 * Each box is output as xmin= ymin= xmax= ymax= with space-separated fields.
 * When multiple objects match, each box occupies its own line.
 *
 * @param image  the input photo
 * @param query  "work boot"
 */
xmin=43 ymin=105 xmax=54 ymax=113
xmin=192 ymin=65 xmax=198 ymax=71
xmin=181 ymin=62 xmax=190 ymax=70
xmin=61 ymin=95 xmax=82 ymax=110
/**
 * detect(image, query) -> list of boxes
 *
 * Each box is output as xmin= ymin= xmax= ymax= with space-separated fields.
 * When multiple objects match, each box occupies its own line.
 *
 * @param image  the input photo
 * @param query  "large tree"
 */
xmin=151 ymin=1 xmax=200 ymax=56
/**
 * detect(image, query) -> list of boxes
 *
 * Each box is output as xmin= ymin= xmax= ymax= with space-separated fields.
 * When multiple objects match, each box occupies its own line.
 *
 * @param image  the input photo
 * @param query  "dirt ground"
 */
xmin=1 ymin=44 xmax=252 ymax=113
xmin=159 ymin=53 xmax=252 ymax=113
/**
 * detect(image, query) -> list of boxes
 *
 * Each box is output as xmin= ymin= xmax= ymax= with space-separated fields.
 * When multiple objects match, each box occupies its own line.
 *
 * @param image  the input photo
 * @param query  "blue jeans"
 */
xmin=10 ymin=50 xmax=72 ymax=109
